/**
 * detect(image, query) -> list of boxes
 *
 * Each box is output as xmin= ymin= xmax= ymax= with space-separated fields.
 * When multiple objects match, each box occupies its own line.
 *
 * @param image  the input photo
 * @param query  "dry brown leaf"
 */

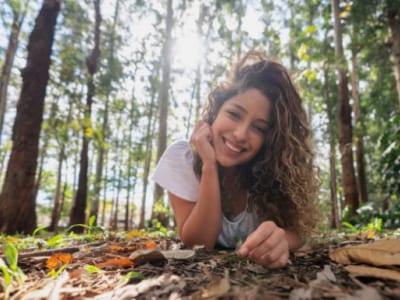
xmin=191 ymin=269 xmax=230 ymax=299
xmin=129 ymin=249 xmax=167 ymax=266
xmin=345 ymin=265 xmax=400 ymax=282
xmin=161 ymin=249 xmax=195 ymax=260
xmin=329 ymin=239 xmax=400 ymax=266
xmin=95 ymin=258 xmax=134 ymax=269
xmin=46 ymin=253 xmax=73 ymax=270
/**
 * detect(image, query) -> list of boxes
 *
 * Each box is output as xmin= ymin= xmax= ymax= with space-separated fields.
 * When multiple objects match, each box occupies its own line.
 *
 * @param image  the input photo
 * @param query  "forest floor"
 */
xmin=1 ymin=231 xmax=400 ymax=299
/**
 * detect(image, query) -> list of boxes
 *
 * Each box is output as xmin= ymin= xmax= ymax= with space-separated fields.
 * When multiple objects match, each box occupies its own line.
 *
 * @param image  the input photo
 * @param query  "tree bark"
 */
xmin=331 ymin=0 xmax=359 ymax=216
xmin=351 ymin=49 xmax=368 ymax=204
xmin=0 ymin=0 xmax=61 ymax=234
xmin=48 ymin=148 xmax=65 ymax=231
xmin=324 ymin=65 xmax=340 ymax=228
xmin=387 ymin=4 xmax=400 ymax=107
xmin=69 ymin=0 xmax=101 ymax=232
xmin=153 ymin=0 xmax=173 ymax=225
xmin=139 ymin=82 xmax=157 ymax=229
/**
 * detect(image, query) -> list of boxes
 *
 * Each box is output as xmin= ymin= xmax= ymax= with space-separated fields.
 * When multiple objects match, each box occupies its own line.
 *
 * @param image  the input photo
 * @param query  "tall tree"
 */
xmin=69 ymin=0 xmax=101 ymax=232
xmin=0 ymin=0 xmax=29 ymax=144
xmin=0 ymin=0 xmax=61 ymax=234
xmin=139 ymin=61 xmax=159 ymax=229
xmin=152 ymin=0 xmax=173 ymax=224
xmin=331 ymin=0 xmax=359 ymax=216
xmin=90 ymin=0 xmax=122 ymax=225
xmin=387 ymin=0 xmax=400 ymax=106
xmin=350 ymin=39 xmax=368 ymax=204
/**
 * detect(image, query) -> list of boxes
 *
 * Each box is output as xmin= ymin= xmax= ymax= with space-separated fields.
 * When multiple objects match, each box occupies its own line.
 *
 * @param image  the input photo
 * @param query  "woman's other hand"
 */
xmin=237 ymin=221 xmax=290 ymax=269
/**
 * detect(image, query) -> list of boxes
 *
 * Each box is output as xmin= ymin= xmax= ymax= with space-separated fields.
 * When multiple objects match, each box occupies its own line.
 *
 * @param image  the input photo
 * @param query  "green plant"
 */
xmin=66 ymin=215 xmax=106 ymax=238
xmin=0 ymin=242 xmax=27 ymax=299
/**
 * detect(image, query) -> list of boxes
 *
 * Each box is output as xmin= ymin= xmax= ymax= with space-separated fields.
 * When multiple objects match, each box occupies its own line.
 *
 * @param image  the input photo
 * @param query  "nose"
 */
xmin=233 ymin=124 xmax=249 ymax=142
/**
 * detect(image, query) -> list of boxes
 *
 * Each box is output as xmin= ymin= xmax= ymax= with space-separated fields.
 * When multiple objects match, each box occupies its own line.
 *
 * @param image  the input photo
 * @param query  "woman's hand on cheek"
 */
xmin=190 ymin=120 xmax=216 ymax=164
xmin=237 ymin=221 xmax=289 ymax=269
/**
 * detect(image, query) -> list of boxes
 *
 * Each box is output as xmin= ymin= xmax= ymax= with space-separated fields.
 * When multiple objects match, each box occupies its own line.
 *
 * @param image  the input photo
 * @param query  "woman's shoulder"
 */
xmin=161 ymin=140 xmax=193 ymax=162
xmin=153 ymin=140 xmax=199 ymax=202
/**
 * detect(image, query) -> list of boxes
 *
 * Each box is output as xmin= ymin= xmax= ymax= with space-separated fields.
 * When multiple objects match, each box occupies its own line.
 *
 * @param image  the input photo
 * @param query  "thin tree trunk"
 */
xmin=33 ymin=94 xmax=60 ymax=203
xmin=235 ymin=0 xmax=244 ymax=61
xmin=351 ymin=49 xmax=368 ymax=204
xmin=110 ymin=132 xmax=121 ymax=230
xmin=100 ymin=150 xmax=108 ymax=226
xmin=112 ymin=162 xmax=122 ymax=231
xmin=90 ymin=0 xmax=120 ymax=225
xmin=0 ymin=0 xmax=61 ymax=234
xmin=139 ymin=91 xmax=157 ymax=229
xmin=69 ymin=0 xmax=101 ymax=232
xmin=124 ymin=105 xmax=135 ymax=230
xmin=331 ymin=0 xmax=359 ymax=217
xmin=0 ymin=1 xmax=28 ymax=144
xmin=48 ymin=148 xmax=64 ymax=231
xmin=387 ymin=6 xmax=400 ymax=106
xmin=324 ymin=64 xmax=340 ymax=228
xmin=153 ymin=0 xmax=173 ymax=224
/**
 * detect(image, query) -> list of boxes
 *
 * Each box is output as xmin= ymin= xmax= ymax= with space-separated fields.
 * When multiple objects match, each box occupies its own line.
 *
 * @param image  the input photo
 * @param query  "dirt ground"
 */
xmin=1 ymin=235 xmax=400 ymax=299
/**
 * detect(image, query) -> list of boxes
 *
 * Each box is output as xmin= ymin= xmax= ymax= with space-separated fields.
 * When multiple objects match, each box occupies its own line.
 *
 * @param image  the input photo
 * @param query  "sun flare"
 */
xmin=173 ymin=34 xmax=204 ymax=69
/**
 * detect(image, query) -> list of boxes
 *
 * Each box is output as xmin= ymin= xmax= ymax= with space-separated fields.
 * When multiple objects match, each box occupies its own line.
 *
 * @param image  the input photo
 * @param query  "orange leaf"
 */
xmin=127 ymin=230 xmax=148 ymax=238
xmin=139 ymin=241 xmax=158 ymax=249
xmin=96 ymin=258 xmax=134 ymax=269
xmin=109 ymin=245 xmax=136 ymax=252
xmin=46 ymin=253 xmax=73 ymax=270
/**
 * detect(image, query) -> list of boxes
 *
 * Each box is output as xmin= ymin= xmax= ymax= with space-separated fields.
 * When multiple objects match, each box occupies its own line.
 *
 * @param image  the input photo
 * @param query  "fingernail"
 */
xmin=238 ymin=246 xmax=249 ymax=256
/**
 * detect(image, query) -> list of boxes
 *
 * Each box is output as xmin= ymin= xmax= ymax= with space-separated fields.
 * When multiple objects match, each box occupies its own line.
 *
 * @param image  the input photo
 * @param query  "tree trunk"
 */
xmin=324 ymin=64 xmax=340 ymax=228
xmin=351 ymin=49 xmax=368 ymax=204
xmin=124 ymin=99 xmax=137 ymax=230
xmin=69 ymin=0 xmax=101 ymax=232
xmin=0 ymin=0 xmax=61 ymax=234
xmin=139 ymin=89 xmax=157 ymax=229
xmin=100 ymin=150 xmax=109 ymax=226
xmin=153 ymin=0 xmax=173 ymax=224
xmin=331 ymin=0 xmax=359 ymax=217
xmin=0 ymin=1 xmax=28 ymax=144
xmin=387 ymin=5 xmax=400 ymax=107
xmin=48 ymin=147 xmax=65 ymax=231
xmin=235 ymin=0 xmax=244 ymax=61
xmin=90 ymin=0 xmax=120 ymax=225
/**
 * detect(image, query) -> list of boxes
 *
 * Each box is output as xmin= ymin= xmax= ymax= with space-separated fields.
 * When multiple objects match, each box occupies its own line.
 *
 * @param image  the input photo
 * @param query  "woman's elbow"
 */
xmin=179 ymin=232 xmax=216 ymax=250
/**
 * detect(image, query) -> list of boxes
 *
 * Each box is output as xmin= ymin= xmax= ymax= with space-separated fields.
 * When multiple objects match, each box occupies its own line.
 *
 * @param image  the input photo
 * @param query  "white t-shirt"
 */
xmin=153 ymin=140 xmax=260 ymax=248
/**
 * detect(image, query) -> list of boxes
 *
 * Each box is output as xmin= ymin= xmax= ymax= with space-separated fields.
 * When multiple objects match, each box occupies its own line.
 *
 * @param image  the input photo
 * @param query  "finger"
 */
xmin=261 ymin=250 xmax=289 ymax=269
xmin=239 ymin=221 xmax=275 ymax=254
xmin=190 ymin=121 xmax=205 ymax=143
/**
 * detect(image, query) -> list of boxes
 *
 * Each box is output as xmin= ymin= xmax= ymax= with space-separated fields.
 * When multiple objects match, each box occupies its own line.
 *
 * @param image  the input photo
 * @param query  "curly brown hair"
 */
xmin=194 ymin=51 xmax=320 ymax=238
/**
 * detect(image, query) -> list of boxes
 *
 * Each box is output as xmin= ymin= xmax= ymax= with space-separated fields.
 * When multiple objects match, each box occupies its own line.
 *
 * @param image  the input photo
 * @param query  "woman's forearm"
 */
xmin=180 ymin=163 xmax=221 ymax=249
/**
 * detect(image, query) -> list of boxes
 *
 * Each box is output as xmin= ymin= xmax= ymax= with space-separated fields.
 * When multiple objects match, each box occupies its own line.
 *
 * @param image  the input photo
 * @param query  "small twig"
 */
xmin=0 ymin=241 xmax=108 ymax=261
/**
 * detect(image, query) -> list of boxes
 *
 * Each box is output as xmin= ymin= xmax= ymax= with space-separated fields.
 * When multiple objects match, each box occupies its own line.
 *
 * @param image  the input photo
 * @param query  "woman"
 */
xmin=153 ymin=51 xmax=320 ymax=268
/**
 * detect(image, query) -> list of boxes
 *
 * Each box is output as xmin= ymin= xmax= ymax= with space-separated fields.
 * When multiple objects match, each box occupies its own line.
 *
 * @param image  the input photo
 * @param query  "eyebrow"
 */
xmin=230 ymin=103 xmax=270 ymax=125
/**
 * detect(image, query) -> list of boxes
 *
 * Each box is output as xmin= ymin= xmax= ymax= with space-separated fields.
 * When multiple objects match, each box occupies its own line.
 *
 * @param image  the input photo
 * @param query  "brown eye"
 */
xmin=227 ymin=111 xmax=240 ymax=119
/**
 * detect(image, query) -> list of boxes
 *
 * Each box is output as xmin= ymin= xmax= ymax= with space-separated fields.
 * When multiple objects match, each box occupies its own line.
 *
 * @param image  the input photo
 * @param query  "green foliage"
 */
xmin=0 ymin=242 xmax=26 ymax=299
xmin=344 ymin=199 xmax=400 ymax=231
xmin=66 ymin=215 xmax=107 ymax=239
xmin=120 ymin=271 xmax=144 ymax=284
xmin=85 ymin=264 xmax=102 ymax=274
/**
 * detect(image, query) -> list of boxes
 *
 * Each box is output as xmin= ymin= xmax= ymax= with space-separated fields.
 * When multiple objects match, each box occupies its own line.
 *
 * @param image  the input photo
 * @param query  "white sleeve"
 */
xmin=152 ymin=141 xmax=199 ymax=202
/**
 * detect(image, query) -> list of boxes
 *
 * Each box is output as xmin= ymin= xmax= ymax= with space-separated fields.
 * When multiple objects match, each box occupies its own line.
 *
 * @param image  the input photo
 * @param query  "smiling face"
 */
xmin=211 ymin=88 xmax=272 ymax=168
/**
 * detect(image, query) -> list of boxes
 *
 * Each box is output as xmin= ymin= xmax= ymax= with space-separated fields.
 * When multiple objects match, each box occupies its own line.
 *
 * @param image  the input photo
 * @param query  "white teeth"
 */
xmin=225 ymin=140 xmax=242 ymax=153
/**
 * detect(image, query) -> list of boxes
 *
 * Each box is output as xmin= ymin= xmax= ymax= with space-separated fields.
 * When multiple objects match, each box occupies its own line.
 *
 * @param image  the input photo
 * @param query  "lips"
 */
xmin=223 ymin=137 xmax=245 ymax=154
